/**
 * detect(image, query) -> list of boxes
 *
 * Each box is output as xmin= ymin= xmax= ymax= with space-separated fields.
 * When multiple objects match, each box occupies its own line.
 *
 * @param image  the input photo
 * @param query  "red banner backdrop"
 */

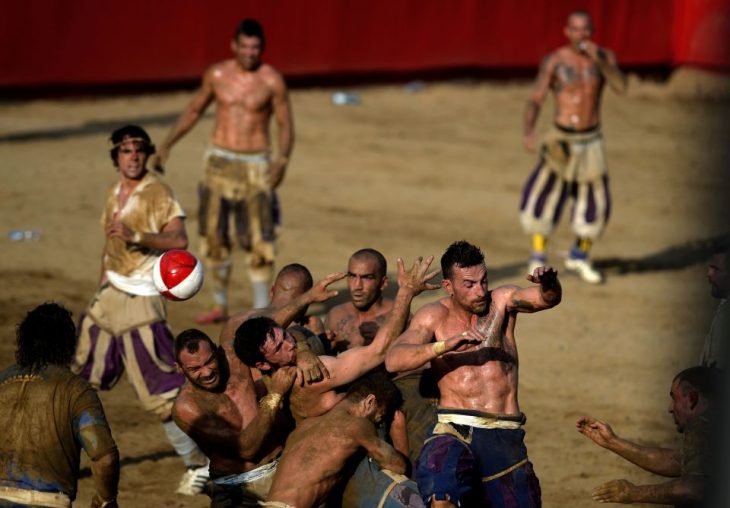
xmin=1 ymin=0 xmax=727 ymax=88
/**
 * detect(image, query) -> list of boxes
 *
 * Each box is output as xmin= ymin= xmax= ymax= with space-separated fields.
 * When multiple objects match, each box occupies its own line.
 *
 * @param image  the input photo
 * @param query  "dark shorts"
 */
xmin=415 ymin=409 xmax=541 ymax=507
xmin=342 ymin=456 xmax=425 ymax=507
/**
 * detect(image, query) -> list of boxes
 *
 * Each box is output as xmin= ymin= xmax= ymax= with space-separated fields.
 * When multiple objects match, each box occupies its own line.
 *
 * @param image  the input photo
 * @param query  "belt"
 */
xmin=437 ymin=412 xmax=524 ymax=429
xmin=213 ymin=458 xmax=279 ymax=486
xmin=207 ymin=146 xmax=270 ymax=163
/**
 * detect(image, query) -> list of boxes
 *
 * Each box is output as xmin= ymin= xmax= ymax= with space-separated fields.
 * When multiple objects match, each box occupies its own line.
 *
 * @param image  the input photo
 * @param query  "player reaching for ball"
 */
xmin=71 ymin=125 xmax=211 ymax=496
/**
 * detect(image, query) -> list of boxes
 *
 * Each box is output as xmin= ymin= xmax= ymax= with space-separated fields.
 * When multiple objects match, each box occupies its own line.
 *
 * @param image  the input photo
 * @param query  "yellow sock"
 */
xmin=531 ymin=234 xmax=547 ymax=255
xmin=576 ymin=237 xmax=593 ymax=254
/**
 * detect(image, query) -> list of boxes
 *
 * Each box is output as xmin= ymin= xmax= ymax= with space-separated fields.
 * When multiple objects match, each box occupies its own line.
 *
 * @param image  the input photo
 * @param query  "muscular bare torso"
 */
xmin=431 ymin=289 xmax=521 ymax=415
xmin=209 ymin=60 xmax=279 ymax=151
xmin=549 ymin=46 xmax=605 ymax=129
xmin=174 ymin=343 xmax=284 ymax=476
xmin=326 ymin=299 xmax=395 ymax=352
xmin=266 ymin=408 xmax=374 ymax=507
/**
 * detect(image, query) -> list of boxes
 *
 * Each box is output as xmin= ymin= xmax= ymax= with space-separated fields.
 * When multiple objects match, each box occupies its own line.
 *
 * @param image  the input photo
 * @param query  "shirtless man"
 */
xmin=154 ymin=18 xmax=294 ymax=322
xmin=262 ymin=372 xmax=423 ymax=508
xmin=576 ymin=366 xmax=716 ymax=505
xmin=385 ymin=240 xmax=562 ymax=507
xmin=222 ymin=263 xmax=327 ymax=352
xmin=520 ymin=10 xmax=626 ymax=284
xmin=172 ymin=273 xmax=342 ymax=507
xmin=326 ymin=249 xmax=393 ymax=352
xmin=234 ymin=256 xmax=439 ymax=422
xmin=327 ymin=248 xmax=438 ymax=471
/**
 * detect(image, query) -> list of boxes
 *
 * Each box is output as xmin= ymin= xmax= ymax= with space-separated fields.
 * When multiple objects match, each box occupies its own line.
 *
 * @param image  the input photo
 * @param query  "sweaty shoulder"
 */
xmin=412 ymin=298 xmax=449 ymax=324
xmin=172 ymin=389 xmax=201 ymax=426
xmin=206 ymin=59 xmax=235 ymax=80
xmin=259 ymin=64 xmax=286 ymax=88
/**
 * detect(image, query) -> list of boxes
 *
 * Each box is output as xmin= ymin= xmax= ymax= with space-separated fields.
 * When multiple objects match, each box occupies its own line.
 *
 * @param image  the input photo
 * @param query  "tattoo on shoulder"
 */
xmin=511 ymin=298 xmax=535 ymax=311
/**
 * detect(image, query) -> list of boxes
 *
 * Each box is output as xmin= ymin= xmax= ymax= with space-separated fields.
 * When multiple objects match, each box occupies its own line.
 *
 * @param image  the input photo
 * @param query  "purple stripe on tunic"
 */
xmin=130 ymin=322 xmax=185 ymax=395
xmin=551 ymin=180 xmax=568 ymax=225
xmin=219 ymin=197 xmax=232 ymax=249
xmin=533 ymin=171 xmax=556 ymax=219
xmin=585 ymin=182 xmax=597 ymax=224
xmin=78 ymin=315 xmax=98 ymax=382
xmin=100 ymin=334 xmax=124 ymax=389
xmin=519 ymin=163 xmax=543 ymax=211
xmin=603 ymin=175 xmax=612 ymax=222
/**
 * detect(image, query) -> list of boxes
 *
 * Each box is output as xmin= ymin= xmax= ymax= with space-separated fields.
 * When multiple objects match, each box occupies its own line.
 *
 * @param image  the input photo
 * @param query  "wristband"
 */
xmin=132 ymin=231 xmax=143 ymax=244
xmin=432 ymin=341 xmax=447 ymax=356
xmin=259 ymin=392 xmax=283 ymax=412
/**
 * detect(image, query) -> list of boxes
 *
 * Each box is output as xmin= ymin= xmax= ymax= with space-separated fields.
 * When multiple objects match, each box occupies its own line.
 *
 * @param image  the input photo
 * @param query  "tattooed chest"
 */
xmin=553 ymin=63 xmax=600 ymax=91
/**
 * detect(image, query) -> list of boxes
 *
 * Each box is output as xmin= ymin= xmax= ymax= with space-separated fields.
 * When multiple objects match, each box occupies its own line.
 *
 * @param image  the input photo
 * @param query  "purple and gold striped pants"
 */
xmin=519 ymin=125 xmax=611 ymax=240
xmin=72 ymin=284 xmax=185 ymax=420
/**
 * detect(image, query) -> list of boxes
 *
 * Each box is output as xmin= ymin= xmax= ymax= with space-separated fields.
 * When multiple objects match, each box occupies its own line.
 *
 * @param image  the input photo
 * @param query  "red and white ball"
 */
xmin=153 ymin=250 xmax=204 ymax=301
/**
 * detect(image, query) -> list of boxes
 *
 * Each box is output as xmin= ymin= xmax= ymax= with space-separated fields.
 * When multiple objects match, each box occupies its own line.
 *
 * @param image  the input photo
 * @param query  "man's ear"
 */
xmin=255 ymin=361 xmax=272 ymax=373
xmin=688 ymin=389 xmax=700 ymax=410
xmin=364 ymin=393 xmax=377 ymax=412
xmin=442 ymin=278 xmax=453 ymax=296
xmin=230 ymin=39 xmax=237 ymax=54
xmin=380 ymin=276 xmax=389 ymax=291
xmin=174 ymin=362 xmax=183 ymax=375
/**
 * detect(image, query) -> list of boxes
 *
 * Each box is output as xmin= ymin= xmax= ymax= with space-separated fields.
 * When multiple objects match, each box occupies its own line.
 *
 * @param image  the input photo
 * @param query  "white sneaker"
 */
xmin=176 ymin=462 xmax=210 ymax=496
xmin=564 ymin=257 xmax=603 ymax=284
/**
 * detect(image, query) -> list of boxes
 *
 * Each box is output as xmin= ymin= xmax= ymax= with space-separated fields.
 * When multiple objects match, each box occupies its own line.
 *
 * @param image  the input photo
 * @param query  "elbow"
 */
xmin=384 ymin=354 xmax=399 ymax=374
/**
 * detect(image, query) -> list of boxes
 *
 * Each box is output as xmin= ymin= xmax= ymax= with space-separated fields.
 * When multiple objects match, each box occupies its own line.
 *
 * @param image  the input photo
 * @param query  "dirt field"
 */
xmin=1 ymin=72 xmax=728 ymax=507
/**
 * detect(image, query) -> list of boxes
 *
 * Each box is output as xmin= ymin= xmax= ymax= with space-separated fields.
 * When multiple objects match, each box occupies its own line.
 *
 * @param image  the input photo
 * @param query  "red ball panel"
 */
xmin=159 ymin=250 xmax=197 ymax=289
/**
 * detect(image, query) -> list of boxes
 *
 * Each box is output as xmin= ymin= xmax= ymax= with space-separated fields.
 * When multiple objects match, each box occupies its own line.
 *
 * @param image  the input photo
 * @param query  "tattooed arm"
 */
xmin=503 ymin=266 xmax=562 ymax=313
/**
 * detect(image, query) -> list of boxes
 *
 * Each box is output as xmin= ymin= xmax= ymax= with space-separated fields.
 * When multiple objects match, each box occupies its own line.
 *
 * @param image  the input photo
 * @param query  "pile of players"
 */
xmin=0 ymin=12 xmax=722 ymax=508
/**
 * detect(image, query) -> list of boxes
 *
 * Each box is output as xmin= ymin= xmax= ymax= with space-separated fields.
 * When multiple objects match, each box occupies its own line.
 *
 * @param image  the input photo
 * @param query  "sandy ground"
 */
xmin=1 ymin=72 xmax=729 ymax=507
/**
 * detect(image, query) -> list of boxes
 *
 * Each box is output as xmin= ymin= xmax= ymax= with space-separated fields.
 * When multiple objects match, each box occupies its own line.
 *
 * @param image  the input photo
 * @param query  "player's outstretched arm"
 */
xmin=591 ymin=476 xmax=704 ymax=505
xmin=576 ymin=416 xmax=680 ymax=477
xmin=315 ymin=257 xmax=440 ymax=388
xmin=506 ymin=266 xmax=562 ymax=313
xmin=384 ymin=307 xmax=481 ymax=373
xmin=268 ymin=272 xmax=345 ymax=329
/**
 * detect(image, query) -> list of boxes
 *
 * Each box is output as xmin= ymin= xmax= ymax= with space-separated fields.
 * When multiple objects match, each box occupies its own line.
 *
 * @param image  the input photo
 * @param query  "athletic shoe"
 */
xmin=564 ymin=256 xmax=603 ymax=284
xmin=176 ymin=462 xmax=210 ymax=496
xmin=194 ymin=307 xmax=227 ymax=325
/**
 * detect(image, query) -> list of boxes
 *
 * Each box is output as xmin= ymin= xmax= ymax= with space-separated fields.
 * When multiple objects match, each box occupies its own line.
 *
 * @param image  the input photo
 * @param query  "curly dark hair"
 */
xmin=16 ymin=302 xmax=77 ymax=372
xmin=346 ymin=370 xmax=403 ymax=417
xmin=234 ymin=316 xmax=279 ymax=367
xmin=109 ymin=124 xmax=156 ymax=165
xmin=440 ymin=240 xmax=485 ymax=280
